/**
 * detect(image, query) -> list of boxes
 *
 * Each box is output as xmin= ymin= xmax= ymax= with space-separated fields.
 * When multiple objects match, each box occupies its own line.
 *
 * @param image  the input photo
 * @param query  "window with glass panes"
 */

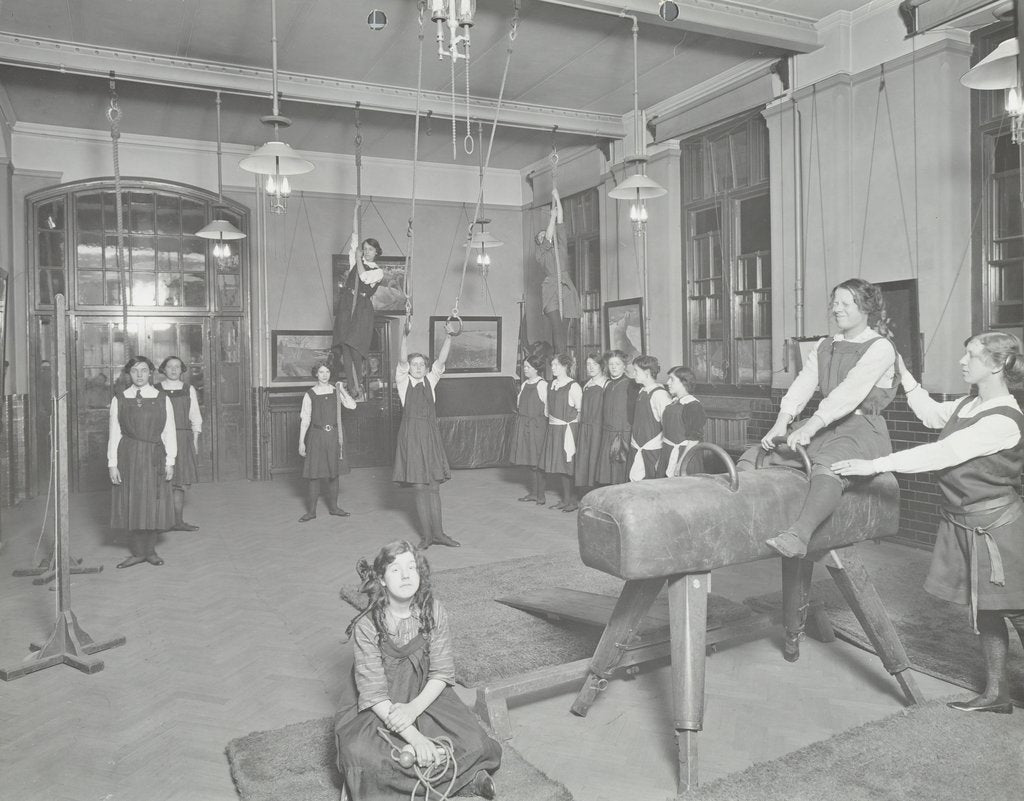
xmin=560 ymin=188 xmax=601 ymax=365
xmin=682 ymin=113 xmax=771 ymax=385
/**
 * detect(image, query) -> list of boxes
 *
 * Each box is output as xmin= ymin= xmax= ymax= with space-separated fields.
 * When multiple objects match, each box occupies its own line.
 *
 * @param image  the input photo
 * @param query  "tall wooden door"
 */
xmin=73 ymin=317 xmax=212 ymax=492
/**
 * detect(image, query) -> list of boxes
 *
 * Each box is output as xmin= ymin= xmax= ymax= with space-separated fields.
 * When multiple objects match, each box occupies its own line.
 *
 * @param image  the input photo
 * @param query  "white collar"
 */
xmin=835 ymin=327 xmax=879 ymax=344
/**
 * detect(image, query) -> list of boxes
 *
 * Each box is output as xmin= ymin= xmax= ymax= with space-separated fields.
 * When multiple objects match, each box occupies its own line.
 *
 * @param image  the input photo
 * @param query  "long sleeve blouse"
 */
xmin=396 ymin=360 xmax=445 ymax=405
xmin=106 ymin=386 xmax=177 ymax=467
xmin=158 ymin=379 xmax=202 ymax=432
xmin=780 ymin=328 xmax=896 ymax=426
xmin=352 ymin=601 xmax=456 ymax=712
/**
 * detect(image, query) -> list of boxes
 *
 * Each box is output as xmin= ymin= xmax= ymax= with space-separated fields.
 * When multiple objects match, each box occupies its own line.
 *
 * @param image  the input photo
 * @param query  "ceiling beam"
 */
xmin=0 ymin=32 xmax=624 ymax=139
xmin=537 ymin=0 xmax=821 ymax=54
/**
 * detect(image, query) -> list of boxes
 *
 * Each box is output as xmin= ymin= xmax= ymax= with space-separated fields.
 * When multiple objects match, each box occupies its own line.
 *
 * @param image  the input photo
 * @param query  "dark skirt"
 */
xmin=393 ymin=417 xmax=450 ymax=485
xmin=111 ymin=438 xmax=174 ymax=531
xmin=304 ymin=427 xmax=341 ymax=479
xmin=538 ymin=422 xmax=577 ymax=476
xmin=509 ymin=414 xmax=546 ymax=468
xmin=173 ymin=429 xmax=199 ymax=486
xmin=595 ymin=425 xmax=631 ymax=485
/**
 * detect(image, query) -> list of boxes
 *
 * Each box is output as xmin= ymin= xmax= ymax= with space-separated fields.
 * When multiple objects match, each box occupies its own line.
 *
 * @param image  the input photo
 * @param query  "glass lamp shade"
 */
xmin=961 ymin=37 xmax=1019 ymax=90
xmin=464 ymin=230 xmax=504 ymax=249
xmin=195 ymin=219 xmax=246 ymax=241
xmin=239 ymin=141 xmax=315 ymax=176
xmin=608 ymin=172 xmax=666 ymax=200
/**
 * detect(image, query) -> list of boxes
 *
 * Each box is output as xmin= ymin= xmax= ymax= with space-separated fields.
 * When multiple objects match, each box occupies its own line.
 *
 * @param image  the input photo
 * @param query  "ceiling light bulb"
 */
xmin=630 ymin=204 xmax=640 ymax=222
xmin=1007 ymin=86 xmax=1024 ymax=116
xmin=639 ymin=205 xmax=648 ymax=223
xmin=280 ymin=175 xmax=291 ymax=197
xmin=265 ymin=175 xmax=277 ymax=194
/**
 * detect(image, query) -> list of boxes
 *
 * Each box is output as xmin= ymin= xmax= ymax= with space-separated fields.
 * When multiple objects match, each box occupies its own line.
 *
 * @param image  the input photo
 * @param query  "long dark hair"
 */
xmin=343 ymin=540 xmax=437 ymax=646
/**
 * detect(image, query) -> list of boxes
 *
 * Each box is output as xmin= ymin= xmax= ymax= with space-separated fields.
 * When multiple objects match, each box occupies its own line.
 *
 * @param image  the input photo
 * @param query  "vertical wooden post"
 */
xmin=668 ymin=571 xmax=709 ymax=793
xmin=1 ymin=295 xmax=125 ymax=681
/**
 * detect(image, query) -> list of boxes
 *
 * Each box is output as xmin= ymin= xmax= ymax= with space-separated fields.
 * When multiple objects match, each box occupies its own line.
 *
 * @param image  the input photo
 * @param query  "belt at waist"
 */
xmin=123 ymin=433 xmax=162 ymax=445
xmin=940 ymin=495 xmax=1023 ymax=633
xmin=176 ymin=427 xmax=194 ymax=432
xmin=311 ymin=423 xmax=336 ymax=432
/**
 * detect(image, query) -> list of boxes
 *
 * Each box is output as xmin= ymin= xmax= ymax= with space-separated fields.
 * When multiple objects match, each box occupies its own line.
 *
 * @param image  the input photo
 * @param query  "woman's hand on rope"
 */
xmin=406 ymin=730 xmax=440 ymax=768
xmin=109 ymin=466 xmax=122 ymax=485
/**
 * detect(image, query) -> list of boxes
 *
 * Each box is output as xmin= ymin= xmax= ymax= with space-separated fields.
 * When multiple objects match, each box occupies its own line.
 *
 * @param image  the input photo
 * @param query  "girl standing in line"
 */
xmin=393 ymin=328 xmax=460 ymax=548
xmin=297 ymin=361 xmax=357 ymax=522
xmin=335 ymin=540 xmax=502 ymax=799
xmin=629 ymin=354 xmax=671 ymax=481
xmin=156 ymin=355 xmax=202 ymax=532
xmin=333 ymin=206 xmax=384 ymax=401
xmin=509 ymin=354 xmax=549 ymax=505
xmin=538 ymin=353 xmax=583 ymax=512
xmin=659 ymin=366 xmax=707 ymax=477
xmin=835 ymin=332 xmax=1024 ymax=715
xmin=574 ymin=353 xmax=608 ymax=500
xmin=595 ymin=350 xmax=639 ymax=486
xmin=744 ymin=278 xmax=899 ymax=559
xmin=108 ymin=356 xmax=176 ymax=568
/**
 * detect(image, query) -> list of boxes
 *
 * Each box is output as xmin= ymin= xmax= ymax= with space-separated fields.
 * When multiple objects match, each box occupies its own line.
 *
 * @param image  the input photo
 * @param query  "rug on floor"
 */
xmin=682 ymin=698 xmax=1024 ymax=801
xmin=225 ymin=715 xmax=573 ymax=801
xmin=745 ymin=547 xmax=1024 ymax=703
xmin=340 ymin=553 xmax=753 ymax=686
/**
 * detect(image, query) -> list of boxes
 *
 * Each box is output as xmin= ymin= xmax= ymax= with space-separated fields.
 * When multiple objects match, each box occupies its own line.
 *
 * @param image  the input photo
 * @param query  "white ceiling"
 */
xmin=0 ymin=0 xmax=894 ymax=169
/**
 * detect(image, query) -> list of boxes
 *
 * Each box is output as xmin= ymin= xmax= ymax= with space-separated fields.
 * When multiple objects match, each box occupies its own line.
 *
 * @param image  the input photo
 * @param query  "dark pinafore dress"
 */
xmin=110 ymin=389 xmax=174 ymax=531
xmin=508 ymin=380 xmax=547 ymax=468
xmin=334 ymin=629 xmax=502 ymax=801
xmin=538 ymin=381 xmax=579 ymax=476
xmin=574 ymin=381 xmax=605 ymax=487
xmin=659 ymin=397 xmax=707 ymax=477
xmin=304 ymin=387 xmax=343 ymax=480
xmin=631 ymin=385 xmax=669 ymax=480
xmin=157 ymin=384 xmax=199 ymax=486
xmin=393 ymin=379 xmax=450 ymax=485
xmin=595 ymin=375 xmax=636 ymax=485
xmin=924 ymin=400 xmax=1024 ymax=629
xmin=333 ymin=264 xmax=381 ymax=358
xmin=741 ymin=335 xmax=898 ymax=480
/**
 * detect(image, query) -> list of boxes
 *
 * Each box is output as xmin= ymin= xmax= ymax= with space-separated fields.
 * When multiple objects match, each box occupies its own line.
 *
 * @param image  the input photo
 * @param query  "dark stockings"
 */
xmin=767 ymin=474 xmax=843 ymax=557
xmin=172 ymin=488 xmax=199 ymax=531
xmin=559 ymin=475 xmax=577 ymax=512
xmin=343 ymin=344 xmax=363 ymax=399
xmin=413 ymin=484 xmax=433 ymax=547
xmin=974 ymin=610 xmax=1011 ymax=705
xmin=545 ymin=310 xmax=567 ymax=354
xmin=519 ymin=468 xmax=545 ymax=503
xmin=117 ymin=530 xmax=162 ymax=568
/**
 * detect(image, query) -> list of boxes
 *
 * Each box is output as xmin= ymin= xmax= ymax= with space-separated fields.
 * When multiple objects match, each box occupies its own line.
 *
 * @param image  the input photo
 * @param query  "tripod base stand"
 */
xmin=0 ymin=610 xmax=126 ymax=681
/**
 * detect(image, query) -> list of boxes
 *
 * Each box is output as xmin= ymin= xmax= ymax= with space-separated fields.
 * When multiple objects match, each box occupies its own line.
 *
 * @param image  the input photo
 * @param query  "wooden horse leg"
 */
xmin=823 ymin=549 xmax=925 ymax=705
xmin=570 ymin=577 xmax=665 ymax=717
xmin=668 ymin=572 xmax=709 ymax=793
xmin=780 ymin=557 xmax=816 ymax=662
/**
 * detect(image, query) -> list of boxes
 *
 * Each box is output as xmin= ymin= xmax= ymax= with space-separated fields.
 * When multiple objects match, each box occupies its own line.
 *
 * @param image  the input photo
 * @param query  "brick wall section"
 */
xmin=702 ymin=389 xmax=962 ymax=547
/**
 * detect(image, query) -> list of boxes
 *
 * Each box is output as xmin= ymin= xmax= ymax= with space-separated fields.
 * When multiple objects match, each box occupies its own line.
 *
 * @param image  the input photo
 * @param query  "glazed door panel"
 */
xmin=72 ymin=317 xmax=212 ymax=491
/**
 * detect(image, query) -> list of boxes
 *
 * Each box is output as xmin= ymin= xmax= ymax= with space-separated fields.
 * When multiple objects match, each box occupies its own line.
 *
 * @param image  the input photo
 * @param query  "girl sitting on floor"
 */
xmin=659 ymin=366 xmax=707 ymax=477
xmin=538 ymin=352 xmax=583 ymax=512
xmin=335 ymin=540 xmax=502 ymax=800
xmin=509 ymin=354 xmax=549 ymax=505
xmin=740 ymin=277 xmax=899 ymax=558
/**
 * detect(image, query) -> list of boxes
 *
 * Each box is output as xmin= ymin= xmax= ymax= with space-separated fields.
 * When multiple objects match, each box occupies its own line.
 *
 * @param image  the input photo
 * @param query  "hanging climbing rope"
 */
xmin=106 ymin=72 xmax=131 ymax=354
xmin=549 ymin=126 xmax=564 ymax=317
xmin=406 ymin=0 xmax=429 ymax=336
xmin=377 ymin=727 xmax=459 ymax=801
xmin=447 ymin=4 xmax=520 ymax=337
xmin=351 ymin=101 xmax=364 ymax=318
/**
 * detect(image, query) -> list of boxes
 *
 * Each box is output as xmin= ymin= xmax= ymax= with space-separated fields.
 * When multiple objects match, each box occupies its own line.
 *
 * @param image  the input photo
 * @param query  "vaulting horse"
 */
xmin=573 ymin=443 xmax=924 ymax=792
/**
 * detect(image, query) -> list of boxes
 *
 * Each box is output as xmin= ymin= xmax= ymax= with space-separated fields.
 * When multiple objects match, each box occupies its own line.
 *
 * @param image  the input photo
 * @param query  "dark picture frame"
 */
xmin=429 ymin=315 xmax=502 ymax=374
xmin=604 ymin=297 xmax=645 ymax=358
xmin=271 ymin=329 xmax=333 ymax=383
xmin=331 ymin=254 xmax=409 ymax=316
xmin=876 ymin=279 xmax=923 ymax=378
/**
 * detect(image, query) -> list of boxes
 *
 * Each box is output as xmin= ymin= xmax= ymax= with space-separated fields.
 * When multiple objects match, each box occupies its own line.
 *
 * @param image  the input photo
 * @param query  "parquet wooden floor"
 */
xmin=0 ymin=468 xmax=966 ymax=800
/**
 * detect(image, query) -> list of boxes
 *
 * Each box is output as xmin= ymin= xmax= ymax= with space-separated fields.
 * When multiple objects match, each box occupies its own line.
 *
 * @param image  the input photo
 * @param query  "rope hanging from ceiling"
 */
xmin=106 ymin=72 xmax=131 ymax=355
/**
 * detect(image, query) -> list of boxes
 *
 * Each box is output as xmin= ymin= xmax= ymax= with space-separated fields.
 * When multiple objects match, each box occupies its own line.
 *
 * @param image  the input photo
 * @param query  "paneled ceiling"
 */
xmin=0 ymin=1 xmax=884 ymax=169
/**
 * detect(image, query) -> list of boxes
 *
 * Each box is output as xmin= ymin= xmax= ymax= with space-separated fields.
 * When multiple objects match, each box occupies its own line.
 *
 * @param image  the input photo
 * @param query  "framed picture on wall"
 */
xmin=331 ymin=254 xmax=409 ymax=315
xmin=271 ymin=330 xmax=333 ymax=382
xmin=429 ymin=316 xmax=502 ymax=373
xmin=604 ymin=297 xmax=645 ymax=358
xmin=876 ymin=279 xmax=923 ymax=378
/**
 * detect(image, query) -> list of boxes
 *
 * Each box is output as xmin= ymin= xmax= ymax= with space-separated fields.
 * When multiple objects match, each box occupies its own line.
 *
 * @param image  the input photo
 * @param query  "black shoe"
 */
xmin=117 ymin=555 xmax=147 ymax=569
xmin=432 ymin=532 xmax=461 ymax=548
xmin=549 ymin=501 xmax=567 ymax=510
xmin=328 ymin=508 xmax=351 ymax=517
xmin=517 ymin=494 xmax=538 ymax=502
xmin=170 ymin=522 xmax=200 ymax=532
xmin=299 ymin=512 xmax=317 ymax=523
xmin=562 ymin=503 xmax=578 ymax=513
xmin=947 ymin=698 xmax=1013 ymax=714
xmin=470 ymin=770 xmax=496 ymax=800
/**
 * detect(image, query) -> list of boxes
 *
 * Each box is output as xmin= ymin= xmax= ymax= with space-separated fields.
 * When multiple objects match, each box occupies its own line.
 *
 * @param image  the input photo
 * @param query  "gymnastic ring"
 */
xmin=755 ymin=438 xmax=812 ymax=477
xmin=676 ymin=442 xmax=738 ymax=492
xmin=444 ymin=311 xmax=463 ymax=337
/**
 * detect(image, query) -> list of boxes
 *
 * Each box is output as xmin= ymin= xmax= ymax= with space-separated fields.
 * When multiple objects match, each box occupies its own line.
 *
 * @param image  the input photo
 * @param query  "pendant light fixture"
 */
xmin=607 ymin=16 xmax=665 ymax=233
xmin=196 ymin=92 xmax=246 ymax=259
xmin=464 ymin=120 xmax=503 ymax=276
xmin=239 ymin=0 xmax=314 ymax=213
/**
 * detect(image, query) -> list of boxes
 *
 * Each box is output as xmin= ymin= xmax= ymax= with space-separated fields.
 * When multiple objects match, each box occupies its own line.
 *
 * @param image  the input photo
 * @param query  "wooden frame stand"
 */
xmin=1 ymin=296 xmax=125 ymax=681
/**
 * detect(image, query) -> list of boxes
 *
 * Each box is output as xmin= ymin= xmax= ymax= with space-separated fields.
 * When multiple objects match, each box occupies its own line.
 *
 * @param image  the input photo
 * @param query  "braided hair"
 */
xmin=343 ymin=540 xmax=437 ymax=647
xmin=831 ymin=278 xmax=894 ymax=340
